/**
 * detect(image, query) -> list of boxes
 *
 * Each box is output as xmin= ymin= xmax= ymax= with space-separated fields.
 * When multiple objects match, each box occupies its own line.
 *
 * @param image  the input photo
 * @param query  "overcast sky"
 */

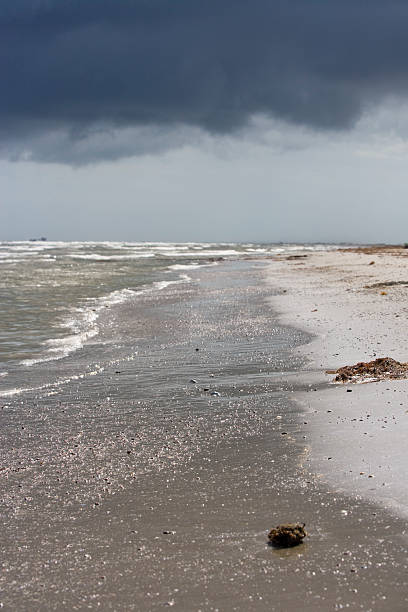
xmin=2 ymin=0 xmax=408 ymax=243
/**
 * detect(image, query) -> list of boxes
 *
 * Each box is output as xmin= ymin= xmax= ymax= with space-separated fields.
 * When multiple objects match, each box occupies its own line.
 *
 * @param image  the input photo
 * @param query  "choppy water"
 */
xmin=0 ymin=240 xmax=338 ymax=395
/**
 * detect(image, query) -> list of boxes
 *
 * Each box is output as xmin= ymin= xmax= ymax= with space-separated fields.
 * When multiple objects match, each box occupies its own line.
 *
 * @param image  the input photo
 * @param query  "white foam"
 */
xmin=0 ymin=252 xmax=32 ymax=259
xmin=18 ymin=275 xmax=192 ymax=369
xmin=0 ymin=388 xmax=25 ymax=397
xmin=167 ymin=262 xmax=218 ymax=271
xmin=153 ymin=275 xmax=191 ymax=291
xmin=20 ymin=321 xmax=99 ymax=366
xmin=68 ymin=253 xmax=155 ymax=261
xmin=96 ymin=287 xmax=139 ymax=307
xmin=162 ymin=249 xmax=240 ymax=257
xmin=0 ymin=365 xmax=106 ymax=397
xmin=147 ymin=245 xmax=189 ymax=251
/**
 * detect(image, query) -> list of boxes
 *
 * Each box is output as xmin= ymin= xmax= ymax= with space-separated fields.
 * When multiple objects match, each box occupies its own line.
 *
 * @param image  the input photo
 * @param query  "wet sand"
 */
xmin=1 ymin=259 xmax=408 ymax=610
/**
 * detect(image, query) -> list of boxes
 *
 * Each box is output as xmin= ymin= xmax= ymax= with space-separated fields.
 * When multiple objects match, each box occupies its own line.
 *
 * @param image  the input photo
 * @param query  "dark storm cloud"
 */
xmin=2 ymin=0 xmax=408 ymax=161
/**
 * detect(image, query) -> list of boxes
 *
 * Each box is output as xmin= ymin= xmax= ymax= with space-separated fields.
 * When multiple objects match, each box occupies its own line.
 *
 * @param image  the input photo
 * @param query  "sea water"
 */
xmin=0 ymin=240 xmax=338 ymax=396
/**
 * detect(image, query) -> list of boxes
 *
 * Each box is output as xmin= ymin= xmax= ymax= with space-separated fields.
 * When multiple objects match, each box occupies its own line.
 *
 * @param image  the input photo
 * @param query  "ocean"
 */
xmin=0 ymin=240 xmax=336 ymax=397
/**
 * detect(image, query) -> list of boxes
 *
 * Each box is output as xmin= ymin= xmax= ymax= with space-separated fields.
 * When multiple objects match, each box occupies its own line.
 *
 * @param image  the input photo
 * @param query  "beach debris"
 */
xmin=210 ymin=391 xmax=220 ymax=396
xmin=162 ymin=530 xmax=176 ymax=535
xmin=333 ymin=357 xmax=408 ymax=383
xmin=189 ymin=379 xmax=197 ymax=384
xmin=369 ymin=260 xmax=375 ymax=265
xmin=268 ymin=523 xmax=307 ymax=547
xmin=365 ymin=280 xmax=408 ymax=289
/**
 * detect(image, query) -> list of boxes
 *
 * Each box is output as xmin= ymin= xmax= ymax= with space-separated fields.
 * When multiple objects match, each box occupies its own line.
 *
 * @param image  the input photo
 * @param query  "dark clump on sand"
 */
xmin=364 ymin=280 xmax=408 ymax=289
xmin=268 ymin=523 xmax=307 ymax=548
xmin=333 ymin=357 xmax=408 ymax=383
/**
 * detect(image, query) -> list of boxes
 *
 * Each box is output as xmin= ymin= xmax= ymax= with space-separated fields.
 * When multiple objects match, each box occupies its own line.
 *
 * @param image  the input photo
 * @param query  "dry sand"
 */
xmin=267 ymin=246 xmax=408 ymax=518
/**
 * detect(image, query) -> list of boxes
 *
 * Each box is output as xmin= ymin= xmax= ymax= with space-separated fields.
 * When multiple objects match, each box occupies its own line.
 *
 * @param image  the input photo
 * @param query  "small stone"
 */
xmin=211 ymin=391 xmax=220 ymax=396
xmin=190 ymin=379 xmax=197 ymax=384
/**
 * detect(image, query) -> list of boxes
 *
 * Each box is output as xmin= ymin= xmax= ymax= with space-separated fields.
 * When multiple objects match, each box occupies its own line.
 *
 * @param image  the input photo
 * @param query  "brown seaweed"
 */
xmin=268 ymin=523 xmax=307 ymax=547
xmin=334 ymin=357 xmax=408 ymax=383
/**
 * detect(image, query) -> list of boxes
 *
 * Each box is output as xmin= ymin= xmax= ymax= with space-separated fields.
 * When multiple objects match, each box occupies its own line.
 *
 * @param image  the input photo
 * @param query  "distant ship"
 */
xmin=29 ymin=237 xmax=47 ymax=242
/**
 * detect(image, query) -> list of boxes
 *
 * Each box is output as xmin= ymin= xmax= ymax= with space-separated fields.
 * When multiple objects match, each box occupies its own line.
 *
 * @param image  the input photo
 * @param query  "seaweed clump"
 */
xmin=334 ymin=357 xmax=408 ymax=383
xmin=268 ymin=523 xmax=307 ymax=548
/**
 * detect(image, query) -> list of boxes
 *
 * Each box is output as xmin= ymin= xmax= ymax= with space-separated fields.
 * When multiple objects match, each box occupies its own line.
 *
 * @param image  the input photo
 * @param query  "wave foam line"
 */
xmin=0 ymin=365 xmax=105 ymax=398
xmin=18 ymin=274 xmax=192 ymax=368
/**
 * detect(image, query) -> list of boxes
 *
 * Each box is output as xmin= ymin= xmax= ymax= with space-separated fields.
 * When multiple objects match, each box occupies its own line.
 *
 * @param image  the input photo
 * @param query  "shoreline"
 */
xmin=1 ymin=258 xmax=408 ymax=610
xmin=266 ymin=247 xmax=408 ymax=518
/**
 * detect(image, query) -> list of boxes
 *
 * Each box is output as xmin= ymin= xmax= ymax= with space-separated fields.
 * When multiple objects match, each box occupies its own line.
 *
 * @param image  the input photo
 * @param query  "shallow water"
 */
xmin=0 ymin=240 xmax=339 ymax=396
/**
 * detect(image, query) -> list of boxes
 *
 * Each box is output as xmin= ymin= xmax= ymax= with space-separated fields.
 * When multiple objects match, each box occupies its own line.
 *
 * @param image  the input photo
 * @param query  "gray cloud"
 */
xmin=2 ymin=1 xmax=408 ymax=162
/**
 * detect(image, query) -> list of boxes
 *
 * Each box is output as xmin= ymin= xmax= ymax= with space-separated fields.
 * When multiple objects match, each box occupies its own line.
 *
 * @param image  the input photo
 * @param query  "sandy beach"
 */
xmin=1 ymin=253 xmax=408 ymax=610
xmin=268 ymin=246 xmax=408 ymax=519
xmin=5 ymin=1 xmax=408 ymax=610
